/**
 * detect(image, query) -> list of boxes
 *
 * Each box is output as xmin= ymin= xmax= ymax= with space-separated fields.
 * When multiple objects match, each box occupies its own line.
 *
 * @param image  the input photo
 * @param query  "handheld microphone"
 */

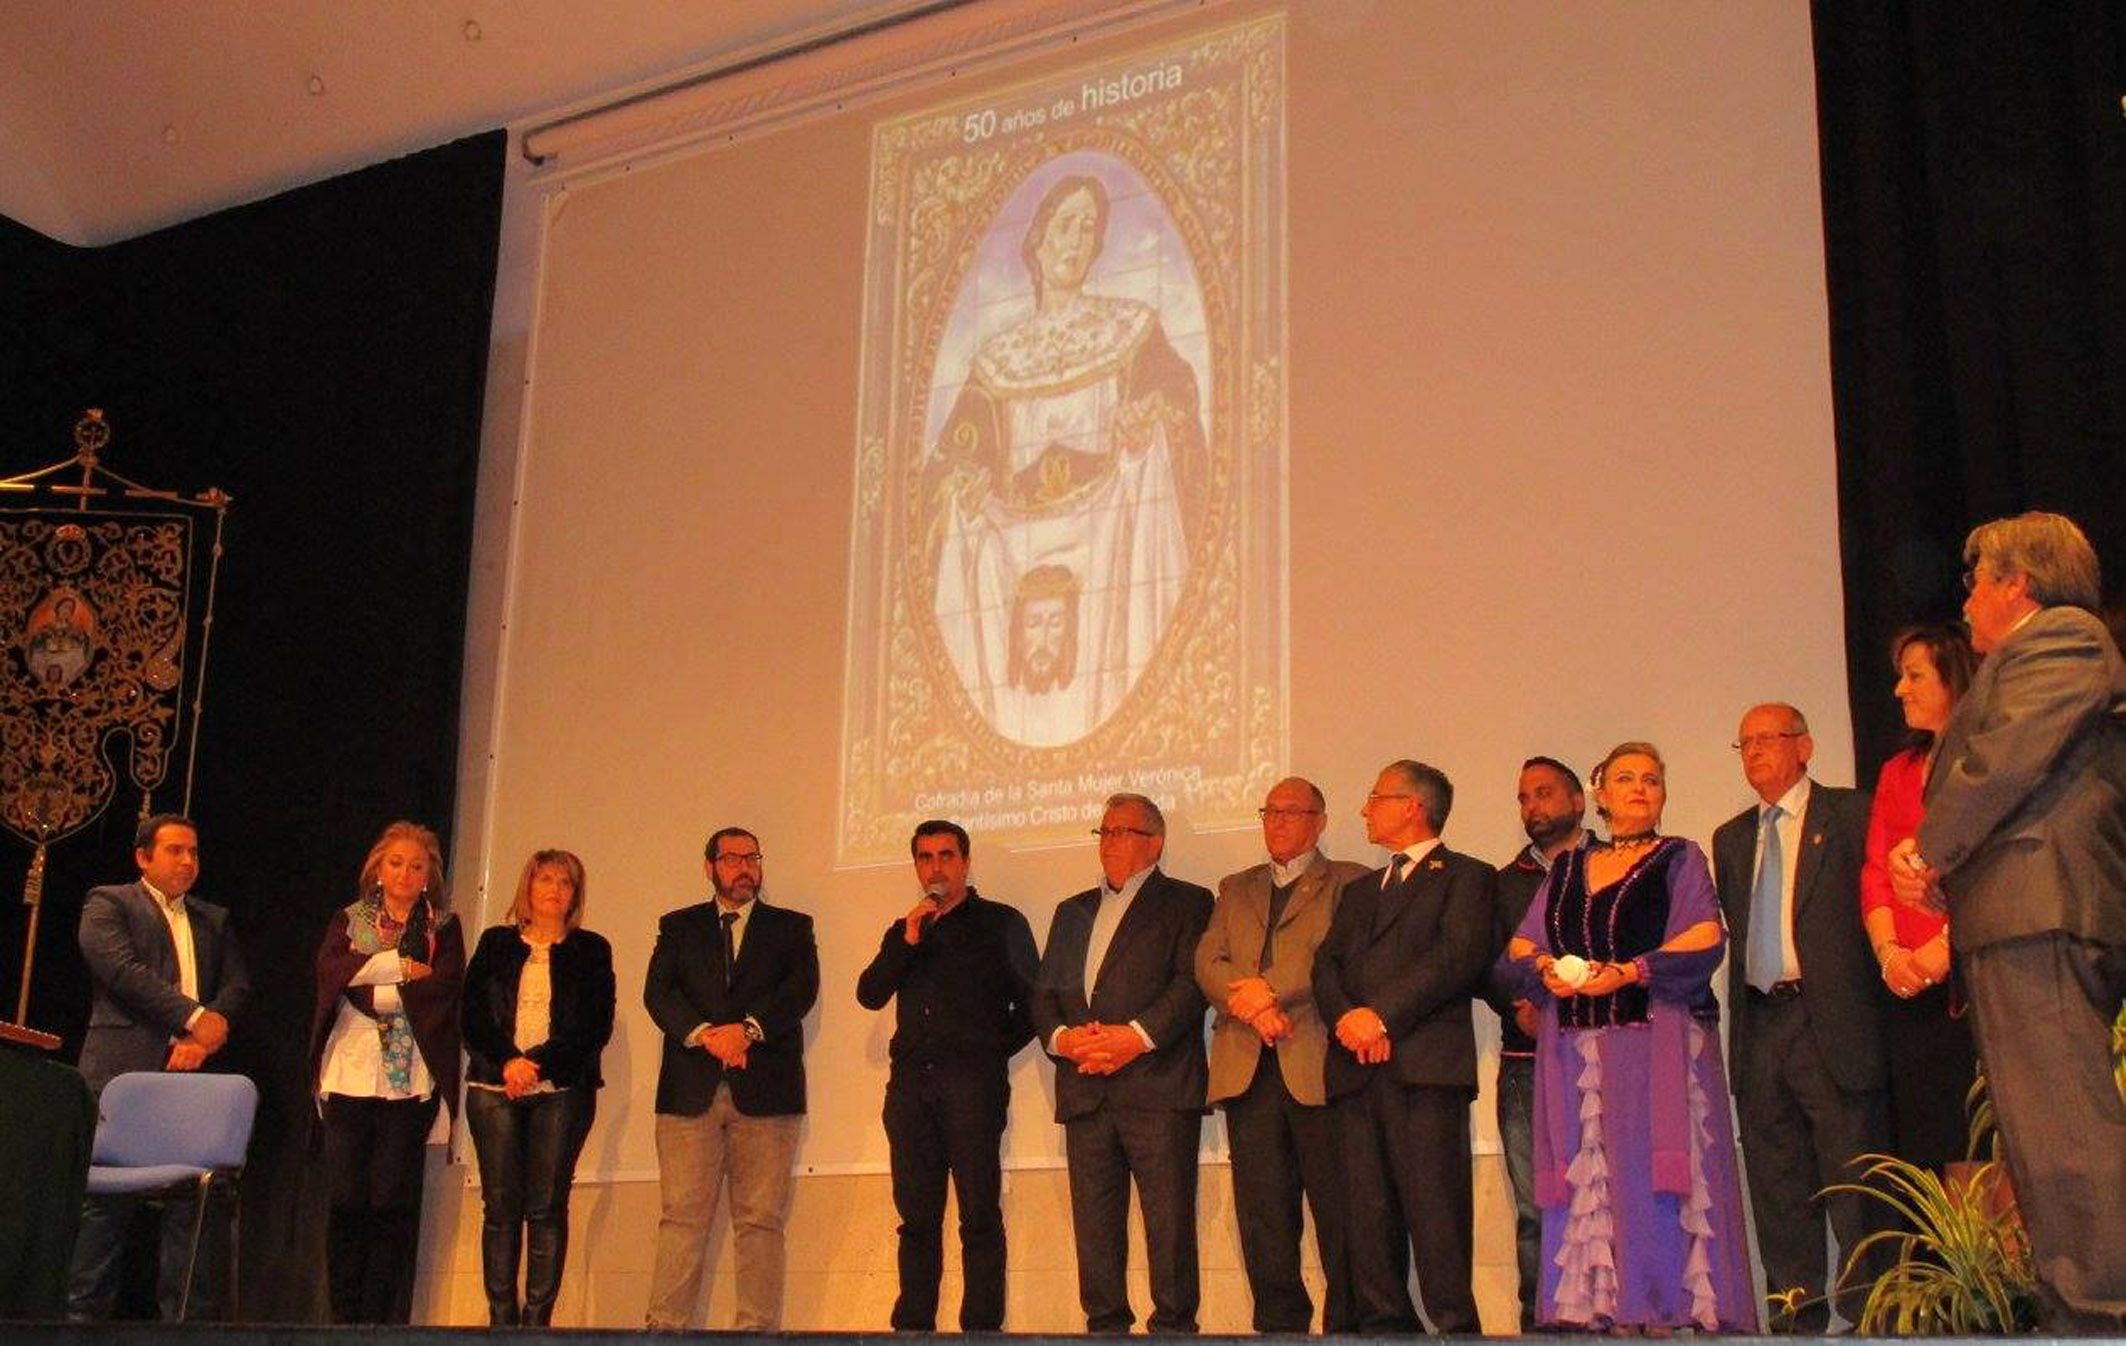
xmin=919 ymin=882 xmax=946 ymax=933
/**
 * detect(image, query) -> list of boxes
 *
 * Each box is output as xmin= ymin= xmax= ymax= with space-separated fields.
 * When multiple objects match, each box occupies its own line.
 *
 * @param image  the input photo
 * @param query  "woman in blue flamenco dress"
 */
xmin=1501 ymin=741 xmax=1759 ymax=1333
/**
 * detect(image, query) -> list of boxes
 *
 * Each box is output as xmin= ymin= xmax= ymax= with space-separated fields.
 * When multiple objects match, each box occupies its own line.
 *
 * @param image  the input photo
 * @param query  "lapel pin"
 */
xmin=1427 ymin=858 xmax=1445 ymax=871
xmin=1811 ymin=832 xmax=1824 ymax=846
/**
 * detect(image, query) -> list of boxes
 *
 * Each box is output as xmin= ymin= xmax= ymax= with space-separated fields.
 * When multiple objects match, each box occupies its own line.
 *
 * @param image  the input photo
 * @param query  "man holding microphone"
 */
xmin=857 ymin=820 xmax=1040 ymax=1331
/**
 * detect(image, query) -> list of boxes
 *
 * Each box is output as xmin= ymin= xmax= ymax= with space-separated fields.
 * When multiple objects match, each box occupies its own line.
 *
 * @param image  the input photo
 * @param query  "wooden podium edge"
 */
xmin=0 ymin=1019 xmax=63 ymax=1052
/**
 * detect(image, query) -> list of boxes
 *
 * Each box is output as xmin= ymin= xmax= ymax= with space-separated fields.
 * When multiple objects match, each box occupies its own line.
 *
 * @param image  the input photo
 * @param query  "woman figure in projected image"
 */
xmin=1500 ymin=743 xmax=1759 ymax=1333
xmin=308 ymin=820 xmax=465 ymax=1325
xmin=462 ymin=849 xmax=615 ymax=1326
xmin=927 ymin=169 xmax=1207 ymax=747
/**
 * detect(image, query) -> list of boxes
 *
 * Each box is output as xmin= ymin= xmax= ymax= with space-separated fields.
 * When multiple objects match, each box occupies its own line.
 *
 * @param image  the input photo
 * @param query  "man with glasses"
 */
xmin=1313 ymin=760 xmax=1495 ymax=1334
xmin=1889 ymin=512 xmax=2126 ymax=1332
xmin=643 ymin=828 xmax=820 ymax=1330
xmin=1711 ymin=706 xmax=1883 ymax=1331
xmin=1195 ymin=777 xmax=1368 ymax=1331
xmin=1033 ymin=793 xmax=1214 ymax=1333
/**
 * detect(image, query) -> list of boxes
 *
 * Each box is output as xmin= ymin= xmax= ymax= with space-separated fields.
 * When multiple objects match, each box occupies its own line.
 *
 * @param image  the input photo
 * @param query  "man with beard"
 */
xmin=1008 ymin=565 xmax=1080 ymax=696
xmin=1484 ymin=757 xmax=1591 ymax=1330
xmin=857 ymin=820 xmax=1039 ymax=1331
xmin=643 ymin=828 xmax=820 ymax=1331
xmin=1196 ymin=776 xmax=1368 ymax=1331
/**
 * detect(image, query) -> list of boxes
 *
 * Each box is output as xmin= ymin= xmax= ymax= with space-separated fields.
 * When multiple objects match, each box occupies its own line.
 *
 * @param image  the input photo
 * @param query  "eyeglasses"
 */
xmin=1961 ymin=567 xmax=1980 ymax=592
xmin=1257 ymin=807 xmax=1322 ymax=820
xmin=1364 ymin=791 xmax=1415 ymax=806
xmin=1730 ymin=732 xmax=1803 ymax=753
xmin=1090 ymin=827 xmax=1157 ymax=841
xmin=713 ymin=851 xmax=764 ymax=866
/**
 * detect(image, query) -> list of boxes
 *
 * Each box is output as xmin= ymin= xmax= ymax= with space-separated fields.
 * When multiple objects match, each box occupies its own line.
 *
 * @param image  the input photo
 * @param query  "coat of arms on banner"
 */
xmin=839 ymin=16 xmax=1287 ymax=863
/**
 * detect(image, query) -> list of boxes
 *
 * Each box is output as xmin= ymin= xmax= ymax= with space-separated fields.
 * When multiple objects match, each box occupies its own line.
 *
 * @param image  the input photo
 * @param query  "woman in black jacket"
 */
xmin=461 ymin=849 xmax=615 ymax=1325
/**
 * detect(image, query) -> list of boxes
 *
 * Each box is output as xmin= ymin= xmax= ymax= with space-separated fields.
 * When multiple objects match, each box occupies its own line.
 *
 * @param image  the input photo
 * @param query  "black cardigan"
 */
xmin=461 ymin=924 xmax=616 ymax=1090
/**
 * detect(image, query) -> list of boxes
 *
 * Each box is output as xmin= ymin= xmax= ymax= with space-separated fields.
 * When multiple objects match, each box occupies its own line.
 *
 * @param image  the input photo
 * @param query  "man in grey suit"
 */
xmin=1711 ymin=704 xmax=1886 ymax=1331
xmin=1195 ymin=776 xmax=1367 ymax=1332
xmin=1033 ymin=792 xmax=1214 ymax=1334
xmin=69 ymin=813 xmax=250 ymax=1320
xmin=1890 ymin=511 xmax=2126 ymax=1332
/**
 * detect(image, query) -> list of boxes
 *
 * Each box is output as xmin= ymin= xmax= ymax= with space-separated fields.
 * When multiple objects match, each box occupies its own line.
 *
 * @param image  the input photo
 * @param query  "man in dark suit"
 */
xmin=1195 ymin=776 xmax=1368 ymax=1332
xmin=1313 ymin=759 xmax=1496 ymax=1334
xmin=643 ymin=826 xmax=820 ymax=1331
xmin=1890 ymin=512 xmax=2126 ymax=1331
xmin=1712 ymin=703 xmax=1885 ymax=1331
xmin=68 ymin=812 xmax=250 ymax=1321
xmin=1032 ymin=792 xmax=1213 ymax=1333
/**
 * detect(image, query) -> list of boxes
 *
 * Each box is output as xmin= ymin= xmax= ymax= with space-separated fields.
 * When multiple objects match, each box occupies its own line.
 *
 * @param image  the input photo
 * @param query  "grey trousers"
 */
xmin=646 ymin=1084 xmax=801 ymax=1330
xmin=1964 ymin=934 xmax=2126 ymax=1332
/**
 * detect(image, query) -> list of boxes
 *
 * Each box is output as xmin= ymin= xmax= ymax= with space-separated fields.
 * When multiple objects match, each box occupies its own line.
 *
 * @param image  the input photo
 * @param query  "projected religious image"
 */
xmin=929 ymin=164 xmax=1207 ymax=747
xmin=841 ymin=16 xmax=1286 ymax=863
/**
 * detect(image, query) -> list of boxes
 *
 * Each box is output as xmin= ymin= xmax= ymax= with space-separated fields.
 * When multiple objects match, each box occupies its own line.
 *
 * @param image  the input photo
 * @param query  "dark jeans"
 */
xmin=465 ymin=1086 xmax=597 ymax=1326
xmin=321 ymin=1093 xmax=438 ymax=1325
xmin=66 ymin=1189 xmax=226 ymax=1321
xmin=1495 ymin=1053 xmax=1540 ymax=1331
xmin=882 ymin=1066 xmax=1008 ymax=1330
xmin=1223 ymin=1052 xmax=1352 ymax=1332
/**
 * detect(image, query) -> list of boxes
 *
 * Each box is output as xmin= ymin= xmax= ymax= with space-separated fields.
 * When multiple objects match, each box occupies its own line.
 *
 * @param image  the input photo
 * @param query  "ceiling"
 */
xmin=0 ymin=0 xmax=923 ymax=247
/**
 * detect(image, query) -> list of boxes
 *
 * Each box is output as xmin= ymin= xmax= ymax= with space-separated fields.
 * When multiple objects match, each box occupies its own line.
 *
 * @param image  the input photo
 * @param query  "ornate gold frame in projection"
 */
xmin=841 ymin=16 xmax=1286 ymax=863
xmin=0 ymin=410 xmax=230 ymax=1033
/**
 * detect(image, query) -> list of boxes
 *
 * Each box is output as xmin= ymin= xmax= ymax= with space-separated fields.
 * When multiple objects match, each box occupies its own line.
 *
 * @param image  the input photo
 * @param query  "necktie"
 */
xmin=1385 ymin=852 xmax=1411 ymax=889
xmin=719 ymin=910 xmax=739 ymax=988
xmin=1747 ymin=805 xmax=1785 ymax=991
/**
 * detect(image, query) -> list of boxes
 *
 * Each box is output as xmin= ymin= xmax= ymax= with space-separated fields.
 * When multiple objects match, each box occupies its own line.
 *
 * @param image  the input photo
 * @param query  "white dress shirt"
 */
xmin=142 ymin=878 xmax=204 ymax=1032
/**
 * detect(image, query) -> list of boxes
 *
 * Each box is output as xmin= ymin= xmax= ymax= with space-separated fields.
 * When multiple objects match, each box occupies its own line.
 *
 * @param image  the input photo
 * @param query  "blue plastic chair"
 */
xmin=83 ymin=1071 xmax=259 ymax=1321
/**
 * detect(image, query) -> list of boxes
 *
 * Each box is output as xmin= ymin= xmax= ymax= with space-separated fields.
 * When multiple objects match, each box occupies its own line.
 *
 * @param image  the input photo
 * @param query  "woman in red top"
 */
xmin=1859 ymin=623 xmax=1979 ymax=1170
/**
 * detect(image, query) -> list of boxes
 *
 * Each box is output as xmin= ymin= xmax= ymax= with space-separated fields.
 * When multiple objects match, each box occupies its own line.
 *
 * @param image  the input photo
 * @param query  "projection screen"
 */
xmin=472 ymin=0 xmax=1852 ymax=1181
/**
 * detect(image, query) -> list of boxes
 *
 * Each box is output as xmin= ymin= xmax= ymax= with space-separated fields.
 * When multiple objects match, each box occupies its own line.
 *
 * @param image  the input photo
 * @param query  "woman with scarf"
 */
xmin=308 ymin=819 xmax=464 ymax=1324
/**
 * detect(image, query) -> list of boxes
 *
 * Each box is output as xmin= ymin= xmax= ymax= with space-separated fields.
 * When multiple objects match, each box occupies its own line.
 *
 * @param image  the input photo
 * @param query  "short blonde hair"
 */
xmin=508 ymin=849 xmax=587 ymax=931
xmin=356 ymin=820 xmax=448 ymax=910
xmin=1589 ymin=742 xmax=1666 ymax=821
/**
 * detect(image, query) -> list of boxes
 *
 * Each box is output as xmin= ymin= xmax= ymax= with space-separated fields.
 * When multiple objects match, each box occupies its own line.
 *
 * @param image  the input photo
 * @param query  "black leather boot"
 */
xmin=522 ymin=1217 xmax=566 ymax=1326
xmin=482 ymin=1220 xmax=523 ymax=1326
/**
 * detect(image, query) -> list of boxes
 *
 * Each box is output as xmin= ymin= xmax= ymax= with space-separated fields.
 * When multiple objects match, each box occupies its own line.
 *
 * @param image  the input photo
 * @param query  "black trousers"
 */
xmin=1064 ymin=1103 xmax=1202 ymax=1333
xmin=1223 ymin=1052 xmax=1353 ymax=1332
xmin=1336 ymin=1078 xmax=1477 ymax=1334
xmin=882 ymin=1065 xmax=1009 ymax=1331
xmin=321 ymin=1093 xmax=438 ymax=1325
xmin=464 ymin=1086 xmax=597 ymax=1325
xmin=1732 ymin=995 xmax=1888 ymax=1332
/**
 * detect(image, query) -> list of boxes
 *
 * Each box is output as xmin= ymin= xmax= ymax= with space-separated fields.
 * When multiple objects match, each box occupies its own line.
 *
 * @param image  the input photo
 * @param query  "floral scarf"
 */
xmin=343 ymin=894 xmax=427 ymax=1094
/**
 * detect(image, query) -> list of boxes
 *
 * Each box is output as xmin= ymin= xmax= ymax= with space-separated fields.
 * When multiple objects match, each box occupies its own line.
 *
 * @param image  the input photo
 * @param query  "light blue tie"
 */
xmin=1747 ymin=804 xmax=1785 ymax=991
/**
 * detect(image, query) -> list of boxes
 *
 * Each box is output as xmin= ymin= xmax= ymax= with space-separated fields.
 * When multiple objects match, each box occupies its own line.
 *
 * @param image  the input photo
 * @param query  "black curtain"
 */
xmin=0 ymin=129 xmax=504 ymax=1319
xmin=1813 ymin=1 xmax=2126 ymax=774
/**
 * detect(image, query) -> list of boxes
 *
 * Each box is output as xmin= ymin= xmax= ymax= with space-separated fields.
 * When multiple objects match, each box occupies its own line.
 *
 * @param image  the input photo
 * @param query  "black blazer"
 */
xmin=1712 ymin=780 xmax=1886 ymax=1096
xmin=1031 ymin=867 xmax=1213 ymax=1121
xmin=462 ymin=924 xmax=616 ymax=1090
xmin=1312 ymin=844 xmax=1496 ymax=1099
xmin=77 ymin=881 xmax=251 ymax=1094
xmin=644 ymin=898 xmax=818 ymax=1118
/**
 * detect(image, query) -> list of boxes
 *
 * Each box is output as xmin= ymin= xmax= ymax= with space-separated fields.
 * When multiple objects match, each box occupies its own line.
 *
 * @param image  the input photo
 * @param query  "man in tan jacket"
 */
xmin=1196 ymin=776 xmax=1368 ymax=1332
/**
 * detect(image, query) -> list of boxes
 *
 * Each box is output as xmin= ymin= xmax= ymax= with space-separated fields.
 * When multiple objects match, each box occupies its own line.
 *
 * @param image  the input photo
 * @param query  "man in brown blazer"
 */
xmin=1196 ymin=776 xmax=1368 ymax=1332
